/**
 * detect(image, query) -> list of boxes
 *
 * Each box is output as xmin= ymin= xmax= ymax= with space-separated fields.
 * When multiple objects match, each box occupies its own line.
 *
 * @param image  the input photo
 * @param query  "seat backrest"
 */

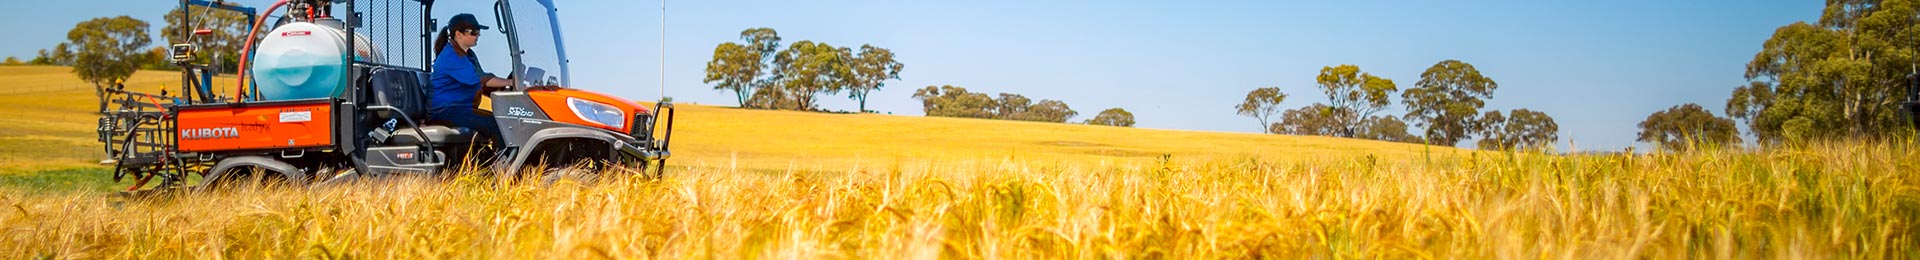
xmin=368 ymin=68 xmax=429 ymax=120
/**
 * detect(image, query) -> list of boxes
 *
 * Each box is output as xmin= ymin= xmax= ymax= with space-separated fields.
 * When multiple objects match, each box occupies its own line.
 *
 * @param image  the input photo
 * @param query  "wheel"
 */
xmin=198 ymin=156 xmax=309 ymax=191
xmin=540 ymin=163 xmax=603 ymax=186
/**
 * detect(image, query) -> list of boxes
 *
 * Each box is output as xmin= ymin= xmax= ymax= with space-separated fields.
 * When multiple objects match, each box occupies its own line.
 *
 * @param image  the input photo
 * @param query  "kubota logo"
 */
xmin=182 ymin=127 xmax=239 ymax=140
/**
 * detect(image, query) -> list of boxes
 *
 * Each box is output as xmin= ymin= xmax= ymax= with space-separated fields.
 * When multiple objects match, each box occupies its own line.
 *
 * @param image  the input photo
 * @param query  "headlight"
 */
xmin=567 ymin=97 xmax=625 ymax=129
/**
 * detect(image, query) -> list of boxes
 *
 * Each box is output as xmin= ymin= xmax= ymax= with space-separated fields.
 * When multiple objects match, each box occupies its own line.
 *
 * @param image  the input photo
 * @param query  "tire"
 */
xmin=540 ymin=164 xmax=602 ymax=186
xmin=200 ymin=156 xmax=308 ymax=190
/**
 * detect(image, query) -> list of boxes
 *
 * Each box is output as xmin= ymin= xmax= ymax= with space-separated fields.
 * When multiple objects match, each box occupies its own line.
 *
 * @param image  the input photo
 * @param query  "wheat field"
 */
xmin=0 ymin=66 xmax=1916 ymax=258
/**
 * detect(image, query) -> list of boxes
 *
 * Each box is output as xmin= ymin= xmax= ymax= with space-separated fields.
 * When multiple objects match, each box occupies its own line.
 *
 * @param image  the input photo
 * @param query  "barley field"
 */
xmin=0 ymin=66 xmax=1916 ymax=258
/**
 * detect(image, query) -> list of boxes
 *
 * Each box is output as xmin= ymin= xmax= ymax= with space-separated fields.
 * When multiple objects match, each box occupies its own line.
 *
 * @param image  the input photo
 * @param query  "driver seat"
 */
xmin=366 ymin=67 xmax=475 ymax=146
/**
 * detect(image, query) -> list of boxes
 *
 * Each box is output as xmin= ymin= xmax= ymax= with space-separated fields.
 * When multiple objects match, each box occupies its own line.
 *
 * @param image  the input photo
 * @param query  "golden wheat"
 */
xmin=2 ymin=66 xmax=1916 ymax=258
xmin=1 ymin=140 xmax=1915 ymax=259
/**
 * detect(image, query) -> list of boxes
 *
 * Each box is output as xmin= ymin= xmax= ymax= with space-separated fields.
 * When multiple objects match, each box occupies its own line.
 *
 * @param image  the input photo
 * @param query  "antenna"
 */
xmin=660 ymin=0 xmax=667 ymax=101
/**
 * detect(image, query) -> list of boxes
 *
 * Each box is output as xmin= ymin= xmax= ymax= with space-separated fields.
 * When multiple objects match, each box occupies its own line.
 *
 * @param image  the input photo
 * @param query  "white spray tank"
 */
xmin=249 ymin=18 xmax=382 ymax=100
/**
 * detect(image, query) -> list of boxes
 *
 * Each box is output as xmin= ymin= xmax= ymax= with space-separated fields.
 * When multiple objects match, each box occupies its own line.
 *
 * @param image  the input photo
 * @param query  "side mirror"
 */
xmin=522 ymin=67 xmax=547 ymax=86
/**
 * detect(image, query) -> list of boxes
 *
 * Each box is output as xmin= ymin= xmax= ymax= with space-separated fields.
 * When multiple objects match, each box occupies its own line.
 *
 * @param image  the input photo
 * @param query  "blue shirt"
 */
xmin=430 ymin=45 xmax=491 ymax=114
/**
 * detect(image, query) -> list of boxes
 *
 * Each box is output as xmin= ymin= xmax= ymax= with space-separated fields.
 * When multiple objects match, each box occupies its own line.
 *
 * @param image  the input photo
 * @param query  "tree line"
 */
xmin=704 ymin=28 xmax=1136 ymax=127
xmin=704 ymin=28 xmax=904 ymax=112
xmin=1236 ymin=61 xmax=1560 ymax=150
xmin=1634 ymin=1 xmax=1918 ymax=151
xmin=910 ymin=85 xmax=1133 ymax=127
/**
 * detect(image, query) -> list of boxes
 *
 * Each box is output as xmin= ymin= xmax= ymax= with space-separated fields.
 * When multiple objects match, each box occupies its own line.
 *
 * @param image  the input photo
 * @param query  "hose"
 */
xmin=235 ymin=0 xmax=289 ymax=101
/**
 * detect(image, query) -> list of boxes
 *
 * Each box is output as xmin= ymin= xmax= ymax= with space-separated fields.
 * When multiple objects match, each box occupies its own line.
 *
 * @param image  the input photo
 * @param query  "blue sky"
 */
xmin=0 ymin=0 xmax=1822 ymax=151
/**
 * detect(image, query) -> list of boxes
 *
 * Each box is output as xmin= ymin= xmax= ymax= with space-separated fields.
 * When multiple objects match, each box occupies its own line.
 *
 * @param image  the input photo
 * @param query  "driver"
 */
xmin=430 ymin=13 xmax=510 ymax=145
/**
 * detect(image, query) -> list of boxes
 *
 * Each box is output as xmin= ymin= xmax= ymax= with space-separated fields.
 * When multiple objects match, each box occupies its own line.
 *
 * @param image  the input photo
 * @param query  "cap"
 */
xmin=448 ymin=13 xmax=490 ymax=31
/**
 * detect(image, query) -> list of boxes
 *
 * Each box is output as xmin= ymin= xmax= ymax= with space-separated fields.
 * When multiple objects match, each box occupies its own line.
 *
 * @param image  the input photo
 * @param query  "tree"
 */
xmin=768 ymin=40 xmax=852 ymax=111
xmin=1085 ymin=108 xmax=1135 ymax=127
xmin=1477 ymin=109 xmax=1559 ymax=150
xmin=1 ymin=56 xmax=20 ymax=66
xmin=993 ymin=93 xmax=1032 ymax=119
xmin=912 ymin=85 xmax=994 ymax=118
xmin=1315 ymin=65 xmax=1397 ymax=137
xmin=1637 ymin=103 xmax=1742 ymax=151
xmin=1725 ymin=81 xmax=1779 ymax=142
xmin=1235 ymin=87 xmax=1288 ymax=133
xmin=30 ymin=44 xmax=76 ymax=66
xmin=912 ymin=85 xmax=1076 ymax=123
xmin=1023 ymin=99 xmax=1077 ymax=123
xmin=67 ymin=16 xmax=152 ymax=111
xmin=1355 ymin=116 xmax=1420 ymax=143
xmin=705 ymin=42 xmax=761 ymax=107
xmin=163 ymin=5 xmax=251 ymax=73
xmin=51 ymin=44 xmax=75 ymax=66
xmin=139 ymin=46 xmax=175 ymax=71
xmin=1732 ymin=0 xmax=1919 ymax=143
xmin=1403 ymin=60 xmax=1498 ymax=146
xmin=29 ymin=49 xmax=52 ymax=65
xmin=706 ymin=28 xmax=781 ymax=108
xmin=848 ymin=45 xmax=903 ymax=113
xmin=1272 ymin=104 xmax=1351 ymax=136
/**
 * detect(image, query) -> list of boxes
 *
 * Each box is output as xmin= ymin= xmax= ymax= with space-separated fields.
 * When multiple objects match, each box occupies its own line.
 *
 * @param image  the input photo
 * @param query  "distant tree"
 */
xmin=1477 ymin=109 xmax=1559 ymax=150
xmin=1637 ymin=103 xmax=1741 ymax=151
xmin=50 ymin=43 xmax=75 ymax=66
xmin=1355 ymin=116 xmax=1420 ymax=143
xmin=30 ymin=44 xmax=76 ymax=66
xmin=28 ymin=49 xmax=52 ymax=65
xmin=706 ymin=28 xmax=781 ymax=109
xmin=1731 ymin=0 xmax=1918 ymax=143
xmin=1273 ymin=104 xmax=1350 ymax=136
xmin=1403 ymin=60 xmax=1497 ymax=146
xmin=1023 ymin=99 xmax=1077 ymax=123
xmin=740 ymin=28 xmax=782 ymax=59
xmin=912 ymin=85 xmax=1076 ymax=123
xmin=847 ymin=45 xmax=902 ymax=113
xmin=139 ymin=46 xmax=177 ymax=71
xmin=1 ymin=56 xmax=20 ymax=66
xmin=767 ymin=40 xmax=852 ymax=111
xmin=1085 ymin=108 xmax=1135 ymax=127
xmin=1235 ymin=87 xmax=1288 ymax=133
xmin=67 ymin=16 xmax=151 ymax=111
xmin=705 ymin=42 xmax=761 ymax=107
xmin=993 ymin=93 xmax=1032 ymax=119
xmin=1315 ymin=65 xmax=1397 ymax=137
xmin=163 ymin=5 xmax=251 ymax=73
xmin=912 ymin=85 xmax=994 ymax=118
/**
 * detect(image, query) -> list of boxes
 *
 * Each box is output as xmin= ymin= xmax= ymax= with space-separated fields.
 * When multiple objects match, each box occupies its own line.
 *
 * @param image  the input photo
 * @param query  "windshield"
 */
xmin=503 ymin=0 xmax=570 ymax=87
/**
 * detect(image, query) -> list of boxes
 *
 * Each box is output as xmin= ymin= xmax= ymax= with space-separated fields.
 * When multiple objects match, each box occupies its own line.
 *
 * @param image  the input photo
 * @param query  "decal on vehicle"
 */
xmin=280 ymin=111 xmax=312 ymax=123
xmin=507 ymin=107 xmax=537 ymax=117
xmin=181 ymin=127 xmax=239 ymax=140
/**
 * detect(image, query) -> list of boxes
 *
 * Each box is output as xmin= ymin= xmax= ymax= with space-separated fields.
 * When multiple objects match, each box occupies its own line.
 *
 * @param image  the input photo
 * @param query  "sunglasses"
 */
xmin=460 ymin=29 xmax=481 ymax=36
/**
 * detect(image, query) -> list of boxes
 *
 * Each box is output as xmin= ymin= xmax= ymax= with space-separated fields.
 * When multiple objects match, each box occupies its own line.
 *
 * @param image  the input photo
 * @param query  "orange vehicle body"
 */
xmin=526 ymin=88 xmax=648 ymax=133
xmin=175 ymin=101 xmax=334 ymax=152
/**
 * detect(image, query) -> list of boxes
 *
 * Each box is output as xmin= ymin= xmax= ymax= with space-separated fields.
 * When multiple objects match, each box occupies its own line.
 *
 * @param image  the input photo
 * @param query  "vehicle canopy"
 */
xmin=344 ymin=0 xmax=570 ymax=88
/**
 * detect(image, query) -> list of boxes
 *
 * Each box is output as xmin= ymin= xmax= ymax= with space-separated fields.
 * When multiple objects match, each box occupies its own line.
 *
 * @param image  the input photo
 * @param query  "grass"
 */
xmin=0 ymin=66 xmax=1916 ymax=258
xmin=0 ymin=66 xmax=213 ymax=183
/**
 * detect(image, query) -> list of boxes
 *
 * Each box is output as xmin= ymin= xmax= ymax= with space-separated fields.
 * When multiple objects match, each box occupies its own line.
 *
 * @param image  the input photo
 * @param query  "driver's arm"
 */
xmin=479 ymin=74 xmax=511 ymax=91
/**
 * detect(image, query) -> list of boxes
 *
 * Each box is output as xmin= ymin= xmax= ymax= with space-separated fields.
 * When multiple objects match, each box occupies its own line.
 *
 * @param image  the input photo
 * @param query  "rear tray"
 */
xmin=175 ymin=99 xmax=337 ymax=152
